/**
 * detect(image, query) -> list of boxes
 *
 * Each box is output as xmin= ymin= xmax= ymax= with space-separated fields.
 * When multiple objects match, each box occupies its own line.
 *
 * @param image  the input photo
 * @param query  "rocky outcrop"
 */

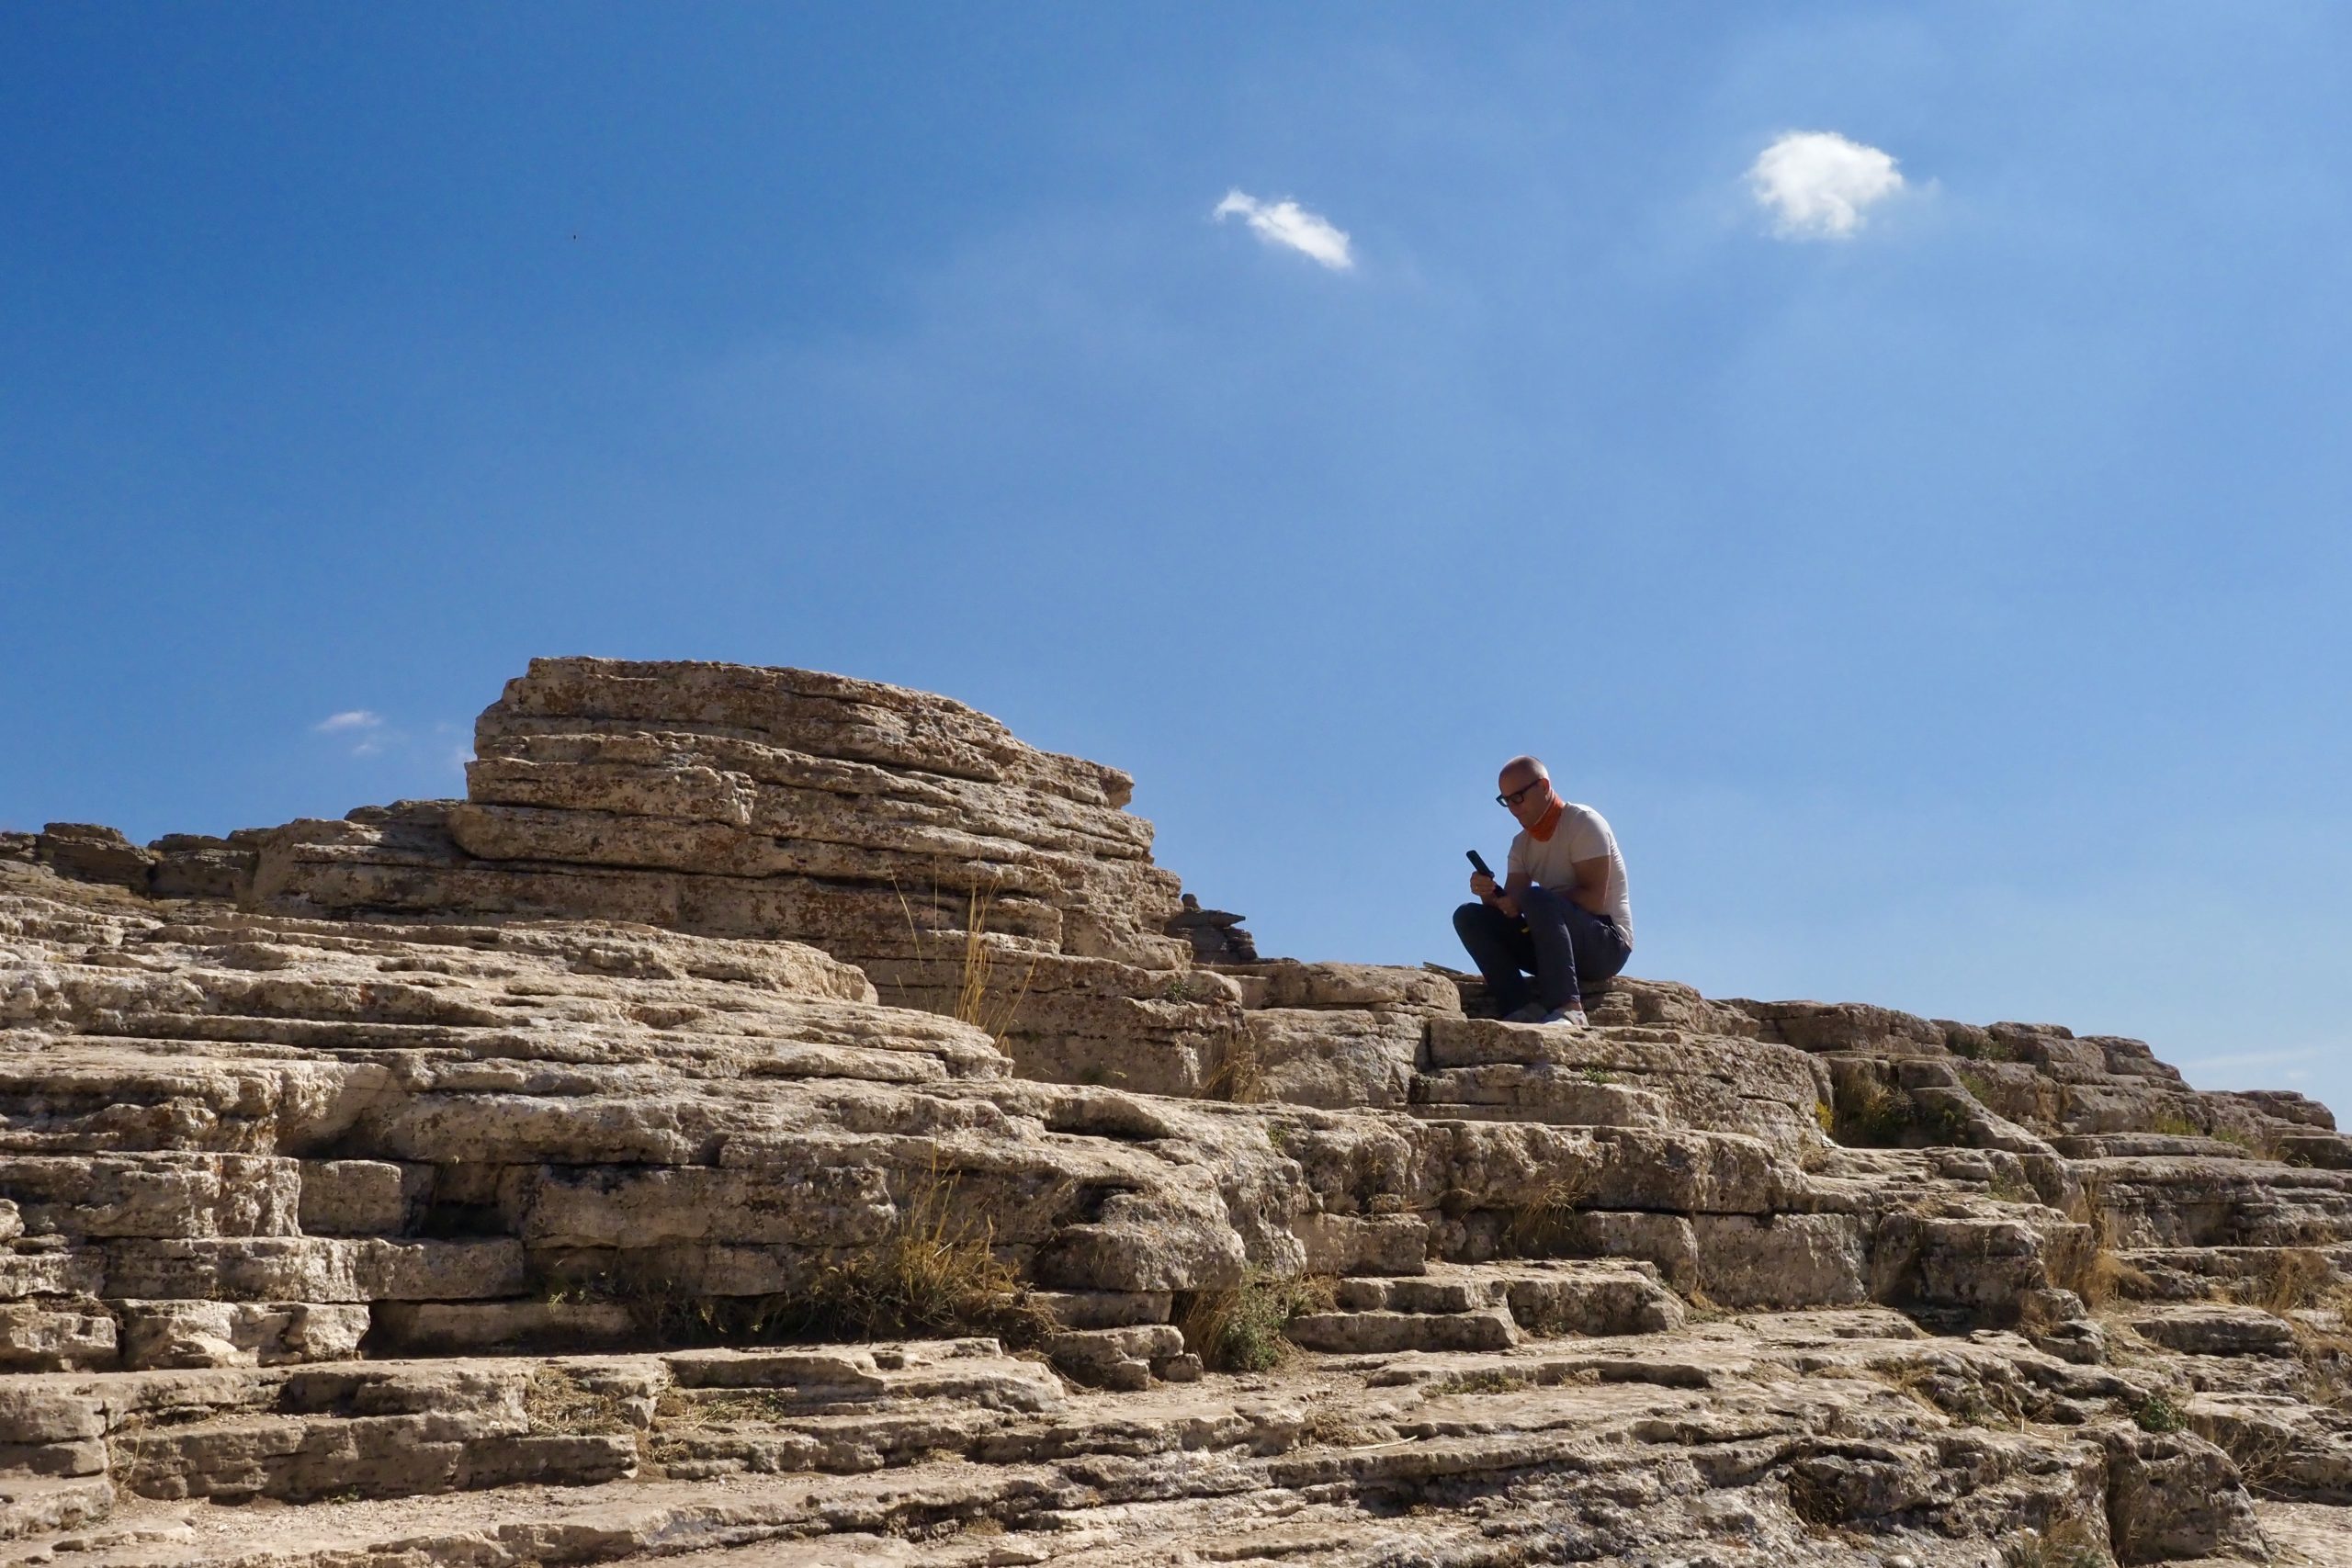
xmin=243 ymin=658 xmax=1250 ymax=1096
xmin=0 ymin=656 xmax=2346 ymax=1566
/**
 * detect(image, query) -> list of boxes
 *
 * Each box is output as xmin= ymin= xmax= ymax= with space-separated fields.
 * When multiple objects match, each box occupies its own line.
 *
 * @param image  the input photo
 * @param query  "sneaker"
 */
xmin=1542 ymin=1006 xmax=1589 ymax=1028
xmin=1501 ymin=1001 xmax=1549 ymax=1024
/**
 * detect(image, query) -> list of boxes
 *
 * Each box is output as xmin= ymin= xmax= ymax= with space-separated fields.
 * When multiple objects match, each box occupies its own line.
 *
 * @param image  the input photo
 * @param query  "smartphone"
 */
xmin=1466 ymin=850 xmax=1493 ymax=880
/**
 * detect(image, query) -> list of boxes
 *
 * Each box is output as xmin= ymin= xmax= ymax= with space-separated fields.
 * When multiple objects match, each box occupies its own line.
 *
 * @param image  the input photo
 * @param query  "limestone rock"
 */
xmin=0 ymin=658 xmax=2344 ymax=1564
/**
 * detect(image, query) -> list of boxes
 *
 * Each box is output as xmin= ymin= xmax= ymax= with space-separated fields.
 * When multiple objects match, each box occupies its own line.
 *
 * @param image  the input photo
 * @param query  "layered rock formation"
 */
xmin=243 ymin=658 xmax=1246 ymax=1099
xmin=0 ymin=657 xmax=2346 ymax=1567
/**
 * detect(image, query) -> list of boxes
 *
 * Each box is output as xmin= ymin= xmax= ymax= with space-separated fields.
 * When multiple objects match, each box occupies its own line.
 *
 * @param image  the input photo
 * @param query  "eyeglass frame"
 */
xmin=1496 ymin=780 xmax=1547 ymax=808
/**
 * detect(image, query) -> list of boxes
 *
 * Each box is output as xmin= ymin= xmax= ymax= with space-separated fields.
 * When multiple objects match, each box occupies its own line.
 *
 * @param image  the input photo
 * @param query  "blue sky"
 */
xmin=5 ymin=5 xmax=2347 ymax=1113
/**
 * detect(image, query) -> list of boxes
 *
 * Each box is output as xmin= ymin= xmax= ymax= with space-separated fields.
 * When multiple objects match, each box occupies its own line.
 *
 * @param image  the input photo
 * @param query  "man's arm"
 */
xmin=1468 ymin=870 xmax=1531 ymax=920
xmin=1566 ymin=854 xmax=1611 ymax=918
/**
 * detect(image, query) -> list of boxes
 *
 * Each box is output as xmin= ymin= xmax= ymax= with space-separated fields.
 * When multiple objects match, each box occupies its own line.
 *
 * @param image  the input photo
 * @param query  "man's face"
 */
xmin=1498 ymin=765 xmax=1554 ymax=830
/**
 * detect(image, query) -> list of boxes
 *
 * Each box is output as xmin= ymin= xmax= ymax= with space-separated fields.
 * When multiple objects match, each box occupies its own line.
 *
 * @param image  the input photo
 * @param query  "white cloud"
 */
xmin=1213 ymin=189 xmax=1354 ymax=271
xmin=1747 ymin=130 xmax=1905 ymax=240
xmin=313 ymin=710 xmax=383 ymax=734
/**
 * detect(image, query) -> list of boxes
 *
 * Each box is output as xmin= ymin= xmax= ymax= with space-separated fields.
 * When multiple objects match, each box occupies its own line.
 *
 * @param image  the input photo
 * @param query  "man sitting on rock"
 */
xmin=1456 ymin=755 xmax=1634 ymax=1027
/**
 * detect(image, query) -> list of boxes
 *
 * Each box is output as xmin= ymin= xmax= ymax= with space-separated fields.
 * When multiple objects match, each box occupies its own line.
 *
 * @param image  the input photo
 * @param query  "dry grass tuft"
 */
xmin=951 ymin=886 xmax=1038 ymax=1043
xmin=888 ymin=871 xmax=1040 ymax=1047
xmin=797 ymin=1167 xmax=1055 ymax=1346
xmin=1176 ymin=1269 xmax=1333 ymax=1372
xmin=1202 ymin=1025 xmax=1265 ymax=1103
xmin=2246 ymin=1248 xmax=2337 ymax=1314
xmin=643 ymin=1163 xmax=1054 ymax=1351
xmin=1296 ymin=1402 xmax=1387 ymax=1447
xmin=523 ymin=1366 xmax=636 ymax=1436
xmin=1501 ymin=1167 xmax=1595 ymax=1257
xmin=2064 ymin=1177 xmax=2149 ymax=1311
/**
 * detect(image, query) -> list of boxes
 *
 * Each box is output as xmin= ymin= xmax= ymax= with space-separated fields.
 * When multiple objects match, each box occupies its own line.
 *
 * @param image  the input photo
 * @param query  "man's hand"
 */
xmin=1469 ymin=870 xmax=1498 ymax=900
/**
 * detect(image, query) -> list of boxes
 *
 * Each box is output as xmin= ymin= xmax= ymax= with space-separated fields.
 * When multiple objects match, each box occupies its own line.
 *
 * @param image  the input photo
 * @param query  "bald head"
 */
xmin=1496 ymin=755 xmax=1558 ymax=829
xmin=1498 ymin=755 xmax=1549 ymax=792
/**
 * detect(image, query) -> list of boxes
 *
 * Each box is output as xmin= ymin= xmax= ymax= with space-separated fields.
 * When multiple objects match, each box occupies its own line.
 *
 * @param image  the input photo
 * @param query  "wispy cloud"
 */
xmin=1213 ymin=189 xmax=1354 ymax=271
xmin=313 ymin=710 xmax=383 ymax=734
xmin=1747 ymin=131 xmax=1906 ymax=240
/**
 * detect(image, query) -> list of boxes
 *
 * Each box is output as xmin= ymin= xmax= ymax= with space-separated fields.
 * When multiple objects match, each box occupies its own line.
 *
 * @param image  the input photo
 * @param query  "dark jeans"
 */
xmin=1453 ymin=884 xmax=1631 ymax=1014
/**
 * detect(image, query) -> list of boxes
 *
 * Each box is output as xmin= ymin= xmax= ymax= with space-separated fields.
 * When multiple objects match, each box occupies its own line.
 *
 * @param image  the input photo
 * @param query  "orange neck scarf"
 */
xmin=1529 ymin=797 xmax=1564 ymax=842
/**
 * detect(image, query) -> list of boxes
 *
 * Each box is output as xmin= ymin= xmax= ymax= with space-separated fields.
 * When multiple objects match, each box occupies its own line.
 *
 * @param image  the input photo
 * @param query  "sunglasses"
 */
xmin=1496 ymin=782 xmax=1545 ymax=808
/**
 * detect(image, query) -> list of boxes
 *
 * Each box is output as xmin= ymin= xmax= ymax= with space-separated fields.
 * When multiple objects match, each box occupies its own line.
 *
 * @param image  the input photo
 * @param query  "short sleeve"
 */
xmin=1505 ymin=832 xmax=1529 ymax=877
xmin=1563 ymin=807 xmax=1609 ymax=862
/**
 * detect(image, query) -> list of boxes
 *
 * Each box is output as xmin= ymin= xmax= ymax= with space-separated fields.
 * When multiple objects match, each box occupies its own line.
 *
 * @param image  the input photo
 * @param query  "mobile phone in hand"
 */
xmin=1466 ymin=850 xmax=1493 ymax=880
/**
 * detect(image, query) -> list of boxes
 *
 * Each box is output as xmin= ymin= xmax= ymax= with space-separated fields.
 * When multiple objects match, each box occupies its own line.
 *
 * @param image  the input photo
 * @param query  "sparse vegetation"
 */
xmin=524 ymin=1366 xmax=636 ymax=1436
xmin=1840 ymin=1081 xmax=1916 ymax=1146
xmin=1920 ymin=1095 xmax=1975 ymax=1145
xmin=1578 ymin=1065 xmax=1614 ymax=1086
xmin=1880 ymin=1359 xmax=2020 ymax=1428
xmin=1501 ymin=1167 xmax=1595 ymax=1257
xmin=2065 ymin=1179 xmax=2149 ymax=1311
xmin=1988 ymin=1172 xmax=2041 ymax=1205
xmin=2246 ymin=1247 xmax=2335 ymax=1314
xmin=2147 ymin=1111 xmax=2202 ymax=1139
xmin=1175 ymin=1269 xmax=1333 ymax=1372
xmin=888 ymin=871 xmax=1040 ymax=1046
xmin=2133 ymin=1392 xmax=2187 ymax=1433
xmin=1202 ymin=1025 xmax=1265 ymax=1102
xmin=639 ymin=1165 xmax=1054 ymax=1351
xmin=1296 ymin=1402 xmax=1386 ymax=1445
xmin=2209 ymin=1416 xmax=2300 ymax=1497
xmin=1951 ymin=1034 xmax=2018 ymax=1065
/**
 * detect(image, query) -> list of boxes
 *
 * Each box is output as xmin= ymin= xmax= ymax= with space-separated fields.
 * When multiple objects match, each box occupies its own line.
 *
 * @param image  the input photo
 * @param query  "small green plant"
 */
xmin=2133 ymin=1392 xmax=2187 ymax=1433
xmin=1175 ymin=1269 xmax=1334 ymax=1372
xmin=1956 ymin=1068 xmax=1996 ymax=1103
xmin=1841 ymin=1082 xmax=1916 ymax=1146
xmin=1920 ymin=1097 xmax=1975 ymax=1145
xmin=1579 ymin=1065 xmax=1615 ymax=1086
xmin=1266 ymin=1123 xmax=1292 ymax=1155
xmin=1988 ymin=1172 xmax=2040 ymax=1205
xmin=1159 ymin=974 xmax=1197 ymax=1002
xmin=2147 ymin=1111 xmax=2202 ymax=1139
xmin=1814 ymin=1100 xmax=1836 ymax=1134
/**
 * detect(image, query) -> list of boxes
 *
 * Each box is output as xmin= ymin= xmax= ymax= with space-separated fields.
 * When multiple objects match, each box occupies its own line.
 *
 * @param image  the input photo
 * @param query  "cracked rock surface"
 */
xmin=0 ymin=658 xmax=2346 ymax=1566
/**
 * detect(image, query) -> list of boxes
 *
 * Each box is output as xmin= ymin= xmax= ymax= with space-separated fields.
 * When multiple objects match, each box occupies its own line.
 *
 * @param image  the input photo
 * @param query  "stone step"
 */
xmin=0 ymin=1340 xmax=1066 ymax=1512
xmin=1284 ymin=1304 xmax=1520 ymax=1355
xmin=1329 ymin=1261 xmax=1687 ymax=1339
xmin=2121 ymin=1303 xmax=2300 ymax=1359
xmin=2107 ymin=1245 xmax=2352 ymax=1305
xmin=1408 ymin=1069 xmax=1671 ymax=1130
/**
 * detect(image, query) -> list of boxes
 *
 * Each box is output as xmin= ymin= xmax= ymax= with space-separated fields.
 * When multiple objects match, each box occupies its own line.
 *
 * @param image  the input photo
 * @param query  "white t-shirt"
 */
xmin=1507 ymin=800 xmax=1634 ymax=947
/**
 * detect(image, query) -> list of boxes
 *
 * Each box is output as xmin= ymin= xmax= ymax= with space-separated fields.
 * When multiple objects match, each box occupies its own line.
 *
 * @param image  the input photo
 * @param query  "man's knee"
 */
xmin=1516 ymin=883 xmax=1566 ymax=921
xmin=1453 ymin=901 xmax=1491 ymax=936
